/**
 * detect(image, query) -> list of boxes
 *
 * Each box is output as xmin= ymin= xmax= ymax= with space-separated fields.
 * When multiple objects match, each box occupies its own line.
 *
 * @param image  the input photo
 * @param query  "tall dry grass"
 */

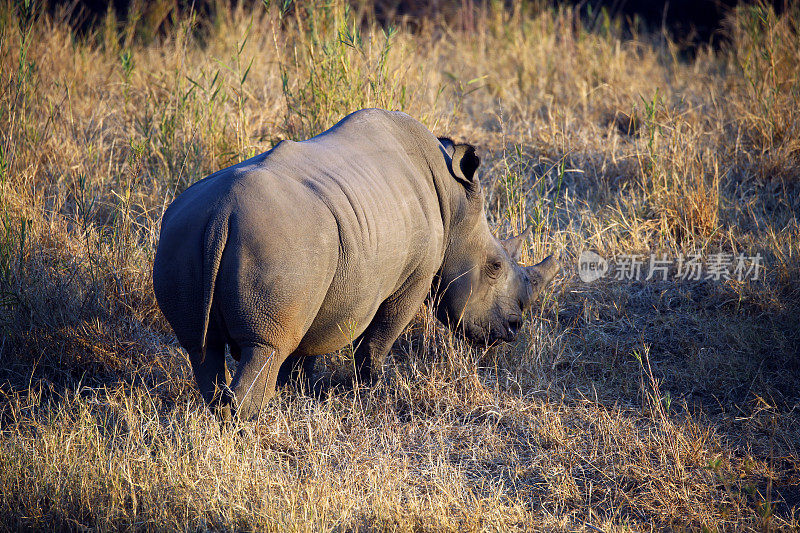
xmin=0 ymin=0 xmax=798 ymax=530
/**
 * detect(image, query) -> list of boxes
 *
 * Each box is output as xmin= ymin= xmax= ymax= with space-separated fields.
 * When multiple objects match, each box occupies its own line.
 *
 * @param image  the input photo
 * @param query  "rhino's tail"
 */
xmin=200 ymin=215 xmax=229 ymax=360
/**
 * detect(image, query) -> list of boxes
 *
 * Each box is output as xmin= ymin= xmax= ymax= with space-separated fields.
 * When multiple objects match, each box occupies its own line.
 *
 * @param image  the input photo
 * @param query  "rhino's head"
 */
xmin=434 ymin=139 xmax=559 ymax=344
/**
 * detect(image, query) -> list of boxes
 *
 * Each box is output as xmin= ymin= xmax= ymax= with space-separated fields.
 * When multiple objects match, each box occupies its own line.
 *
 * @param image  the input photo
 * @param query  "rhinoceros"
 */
xmin=153 ymin=109 xmax=558 ymax=420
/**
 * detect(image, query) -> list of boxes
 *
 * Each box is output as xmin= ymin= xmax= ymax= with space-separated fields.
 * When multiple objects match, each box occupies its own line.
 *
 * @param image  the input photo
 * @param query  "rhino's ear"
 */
xmin=502 ymin=226 xmax=532 ymax=262
xmin=438 ymin=137 xmax=455 ymax=157
xmin=450 ymin=143 xmax=481 ymax=196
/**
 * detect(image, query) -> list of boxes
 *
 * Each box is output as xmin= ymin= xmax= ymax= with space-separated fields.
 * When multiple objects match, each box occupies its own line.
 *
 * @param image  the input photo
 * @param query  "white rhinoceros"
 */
xmin=153 ymin=109 xmax=558 ymax=420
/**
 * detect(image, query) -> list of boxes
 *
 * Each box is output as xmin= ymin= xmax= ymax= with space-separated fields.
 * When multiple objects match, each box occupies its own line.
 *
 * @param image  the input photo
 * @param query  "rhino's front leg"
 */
xmin=354 ymin=277 xmax=430 ymax=384
xmin=277 ymin=353 xmax=318 ymax=394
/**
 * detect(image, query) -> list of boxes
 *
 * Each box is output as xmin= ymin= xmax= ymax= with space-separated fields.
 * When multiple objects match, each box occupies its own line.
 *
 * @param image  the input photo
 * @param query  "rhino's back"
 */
xmin=231 ymin=109 xmax=446 ymax=293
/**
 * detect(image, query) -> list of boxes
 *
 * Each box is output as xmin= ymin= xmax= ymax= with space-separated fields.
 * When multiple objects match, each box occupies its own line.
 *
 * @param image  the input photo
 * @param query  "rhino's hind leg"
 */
xmin=229 ymin=344 xmax=287 ymax=421
xmin=189 ymin=339 xmax=233 ymax=422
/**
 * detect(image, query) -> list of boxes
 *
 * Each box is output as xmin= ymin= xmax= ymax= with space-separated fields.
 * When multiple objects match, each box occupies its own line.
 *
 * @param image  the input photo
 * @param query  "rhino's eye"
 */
xmin=486 ymin=259 xmax=502 ymax=279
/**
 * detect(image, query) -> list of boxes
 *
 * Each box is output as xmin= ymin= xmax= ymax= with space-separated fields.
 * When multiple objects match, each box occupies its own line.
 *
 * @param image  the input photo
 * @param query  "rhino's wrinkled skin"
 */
xmin=153 ymin=109 xmax=558 ymax=420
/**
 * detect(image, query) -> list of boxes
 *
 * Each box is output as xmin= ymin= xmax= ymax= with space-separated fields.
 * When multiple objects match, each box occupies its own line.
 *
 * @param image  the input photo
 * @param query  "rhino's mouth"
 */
xmin=462 ymin=316 xmax=522 ymax=345
xmin=505 ymin=318 xmax=522 ymax=340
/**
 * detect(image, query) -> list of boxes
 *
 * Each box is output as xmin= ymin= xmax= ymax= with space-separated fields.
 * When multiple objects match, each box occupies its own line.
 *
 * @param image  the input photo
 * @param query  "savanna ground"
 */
xmin=0 ymin=0 xmax=798 ymax=530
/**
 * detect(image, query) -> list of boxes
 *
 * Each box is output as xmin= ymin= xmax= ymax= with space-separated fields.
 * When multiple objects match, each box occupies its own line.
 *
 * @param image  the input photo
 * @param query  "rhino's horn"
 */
xmin=526 ymin=254 xmax=559 ymax=286
xmin=502 ymin=226 xmax=533 ymax=261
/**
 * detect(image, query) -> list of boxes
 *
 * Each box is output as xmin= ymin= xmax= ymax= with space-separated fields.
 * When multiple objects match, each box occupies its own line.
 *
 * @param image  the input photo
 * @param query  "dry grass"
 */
xmin=0 ymin=0 xmax=798 ymax=530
